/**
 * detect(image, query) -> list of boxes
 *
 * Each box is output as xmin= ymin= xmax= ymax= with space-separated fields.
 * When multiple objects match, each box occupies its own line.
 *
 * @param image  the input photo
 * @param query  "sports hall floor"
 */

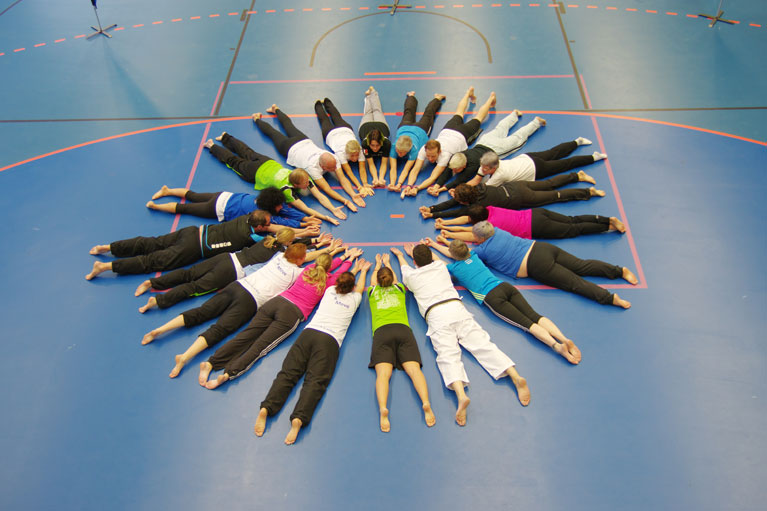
xmin=1 ymin=1 xmax=765 ymax=510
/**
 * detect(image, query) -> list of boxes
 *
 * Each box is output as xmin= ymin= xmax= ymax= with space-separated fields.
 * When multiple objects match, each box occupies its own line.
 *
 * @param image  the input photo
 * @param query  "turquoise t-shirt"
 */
xmin=447 ymin=253 xmax=502 ymax=304
xmin=390 ymin=125 xmax=428 ymax=161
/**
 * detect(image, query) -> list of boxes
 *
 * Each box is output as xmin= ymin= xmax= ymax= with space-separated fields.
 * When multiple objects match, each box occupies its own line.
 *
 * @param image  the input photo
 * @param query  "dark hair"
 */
xmin=454 ymin=184 xmax=479 ymax=205
xmin=247 ymin=209 xmax=270 ymax=228
xmin=367 ymin=129 xmax=383 ymax=144
xmin=255 ymin=187 xmax=286 ymax=214
xmin=335 ymin=272 xmax=356 ymax=294
xmin=467 ymin=204 xmax=489 ymax=224
xmin=377 ymin=267 xmax=394 ymax=287
xmin=412 ymin=244 xmax=433 ymax=267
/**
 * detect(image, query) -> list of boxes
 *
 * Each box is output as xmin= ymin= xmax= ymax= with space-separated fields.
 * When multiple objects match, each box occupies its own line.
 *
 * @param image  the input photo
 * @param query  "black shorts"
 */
xmin=369 ymin=323 xmax=422 ymax=370
xmin=442 ymin=115 xmax=481 ymax=142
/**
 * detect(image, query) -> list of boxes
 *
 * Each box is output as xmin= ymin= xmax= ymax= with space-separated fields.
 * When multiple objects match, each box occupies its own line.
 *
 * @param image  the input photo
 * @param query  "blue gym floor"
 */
xmin=1 ymin=2 xmax=765 ymax=510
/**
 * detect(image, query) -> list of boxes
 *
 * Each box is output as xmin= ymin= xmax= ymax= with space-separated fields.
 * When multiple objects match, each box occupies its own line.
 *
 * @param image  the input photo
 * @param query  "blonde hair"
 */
xmin=289 ymin=168 xmax=310 ymax=187
xmin=263 ymin=228 xmax=295 ymax=249
xmin=345 ymin=139 xmax=361 ymax=156
xmin=302 ymin=252 xmax=332 ymax=292
xmin=448 ymin=153 xmax=467 ymax=170
xmin=395 ymin=135 xmax=413 ymax=154
xmin=448 ymin=240 xmax=470 ymax=260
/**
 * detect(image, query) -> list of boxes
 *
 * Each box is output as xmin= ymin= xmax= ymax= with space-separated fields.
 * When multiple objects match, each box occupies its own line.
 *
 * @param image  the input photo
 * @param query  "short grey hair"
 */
xmin=395 ymin=135 xmax=413 ymax=154
xmin=448 ymin=153 xmax=467 ymax=170
xmin=472 ymin=220 xmax=495 ymax=240
xmin=479 ymin=151 xmax=500 ymax=171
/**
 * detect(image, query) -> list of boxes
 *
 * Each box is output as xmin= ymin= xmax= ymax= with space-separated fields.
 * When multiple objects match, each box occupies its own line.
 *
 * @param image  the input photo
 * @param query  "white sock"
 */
xmin=592 ymin=151 xmax=607 ymax=161
xmin=575 ymin=137 xmax=592 ymax=146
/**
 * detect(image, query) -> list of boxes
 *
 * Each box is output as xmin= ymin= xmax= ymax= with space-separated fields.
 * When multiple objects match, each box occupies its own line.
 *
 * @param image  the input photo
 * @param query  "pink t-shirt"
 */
xmin=280 ymin=257 xmax=352 ymax=320
xmin=487 ymin=206 xmax=533 ymax=239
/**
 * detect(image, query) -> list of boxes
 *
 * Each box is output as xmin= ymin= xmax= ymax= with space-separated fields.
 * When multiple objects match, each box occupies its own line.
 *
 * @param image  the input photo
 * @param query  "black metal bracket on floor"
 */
xmin=380 ymin=0 xmax=412 ymax=16
xmin=698 ymin=0 xmax=735 ymax=28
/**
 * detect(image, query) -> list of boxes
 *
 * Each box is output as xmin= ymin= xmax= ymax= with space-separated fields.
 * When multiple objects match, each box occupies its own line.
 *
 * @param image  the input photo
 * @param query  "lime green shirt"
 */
xmin=254 ymin=160 xmax=297 ymax=203
xmin=368 ymin=283 xmax=410 ymax=334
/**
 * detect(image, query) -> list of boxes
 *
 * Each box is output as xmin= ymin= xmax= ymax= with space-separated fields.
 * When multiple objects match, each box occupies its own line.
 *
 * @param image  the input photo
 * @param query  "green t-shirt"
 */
xmin=254 ymin=160 xmax=297 ymax=203
xmin=368 ymin=283 xmax=410 ymax=334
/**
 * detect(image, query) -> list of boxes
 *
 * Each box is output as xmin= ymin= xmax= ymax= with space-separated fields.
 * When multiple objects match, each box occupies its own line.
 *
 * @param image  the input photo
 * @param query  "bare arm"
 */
xmin=332 ymin=168 xmax=365 ymax=208
xmin=290 ymin=198 xmax=340 ymax=226
xmin=405 ymin=158 xmax=425 ymax=186
xmin=466 ymin=174 xmax=482 ymax=187
xmin=416 ymin=165 xmax=446 ymax=191
xmin=310 ymin=179 xmax=349 ymax=219
xmin=353 ymin=259 xmax=371 ymax=294
xmin=422 ymin=237 xmax=454 ymax=259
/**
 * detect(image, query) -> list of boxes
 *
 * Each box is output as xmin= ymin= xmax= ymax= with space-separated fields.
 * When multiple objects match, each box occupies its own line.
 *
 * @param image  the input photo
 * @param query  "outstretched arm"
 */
xmin=369 ymin=253 xmax=382 ymax=287
xmin=309 ymin=182 xmax=348 ymax=220
xmin=389 ymin=246 xmax=411 ymax=268
xmin=422 ymin=237 xmax=453 ymax=260
xmin=353 ymin=259 xmax=372 ymax=294
xmin=332 ymin=168 xmax=366 ymax=208
xmin=416 ymin=165 xmax=447 ymax=191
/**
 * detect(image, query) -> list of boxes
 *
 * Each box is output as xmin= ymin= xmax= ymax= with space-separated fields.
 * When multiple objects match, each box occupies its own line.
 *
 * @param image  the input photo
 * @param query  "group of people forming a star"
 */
xmin=86 ymin=86 xmax=638 ymax=444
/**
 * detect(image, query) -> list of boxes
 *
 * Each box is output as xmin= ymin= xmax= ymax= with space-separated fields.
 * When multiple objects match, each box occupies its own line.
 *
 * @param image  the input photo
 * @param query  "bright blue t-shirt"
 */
xmin=446 ymin=253 xmax=501 ymax=304
xmin=473 ymin=228 xmax=534 ymax=279
xmin=223 ymin=193 xmax=258 ymax=221
xmin=390 ymin=125 xmax=429 ymax=161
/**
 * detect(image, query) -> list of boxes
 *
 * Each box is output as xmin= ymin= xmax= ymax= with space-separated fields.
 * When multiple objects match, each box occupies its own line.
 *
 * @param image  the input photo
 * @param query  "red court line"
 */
xmin=3 ymin=112 xmax=764 ymax=175
xmin=230 ymin=74 xmax=574 ymax=84
xmin=390 ymin=214 xmax=405 ymax=218
xmin=364 ymin=71 xmax=437 ymax=75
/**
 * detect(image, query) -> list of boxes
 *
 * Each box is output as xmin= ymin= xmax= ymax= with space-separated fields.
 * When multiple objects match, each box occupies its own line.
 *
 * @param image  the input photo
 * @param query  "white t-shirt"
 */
xmin=479 ymin=154 xmax=535 ymax=185
xmin=305 ymin=286 xmax=362 ymax=346
xmin=401 ymin=260 xmax=472 ymax=333
xmin=287 ymin=139 xmax=341 ymax=181
xmin=238 ymin=253 xmax=302 ymax=307
xmin=326 ymin=127 xmax=363 ymax=165
xmin=416 ymin=129 xmax=468 ymax=167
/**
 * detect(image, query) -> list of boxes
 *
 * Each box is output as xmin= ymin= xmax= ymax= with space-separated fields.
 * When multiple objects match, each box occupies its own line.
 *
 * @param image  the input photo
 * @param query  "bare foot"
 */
xmin=366 ymin=86 xmax=375 ymax=96
xmin=205 ymin=373 xmax=229 ymax=390
xmin=169 ymin=354 xmax=186 ymax=378
xmin=146 ymin=200 xmax=158 ymax=210
xmin=465 ymin=86 xmax=476 ymax=103
xmin=198 ymin=361 xmax=213 ymax=386
xmin=455 ymin=395 xmax=470 ymax=426
xmin=535 ymin=116 xmax=546 ymax=126
xmin=563 ymin=339 xmax=582 ymax=364
xmin=434 ymin=93 xmax=446 ymax=101
xmin=85 ymin=261 xmax=109 ymax=280
xmin=488 ymin=91 xmax=496 ymax=108
xmin=266 ymin=104 xmax=278 ymax=114
xmin=612 ymin=293 xmax=631 ymax=309
xmin=577 ymin=170 xmax=596 ymax=184
xmin=254 ymin=408 xmax=268 ymax=436
xmin=406 ymin=91 xmax=415 ymax=97
xmin=589 ymin=187 xmax=606 ymax=197
xmin=141 ymin=330 xmax=158 ymax=345
xmin=609 ymin=216 xmax=626 ymax=233
xmin=151 ymin=185 xmax=170 ymax=200
xmin=285 ymin=418 xmax=302 ymax=445
xmin=423 ymin=403 xmax=436 ymax=427
xmin=89 ymin=244 xmax=110 ymax=255
xmin=514 ymin=109 xmax=522 ymax=117
xmin=135 ymin=280 xmax=152 ymax=296
xmin=203 ymin=139 xmax=214 ymax=149
xmin=380 ymin=409 xmax=391 ymax=433
xmin=553 ymin=342 xmax=579 ymax=365
xmin=513 ymin=376 xmax=531 ymax=406
xmin=138 ymin=296 xmax=157 ymax=313
xmin=251 ymin=112 xmax=262 ymax=122
xmin=215 ymin=131 xmax=226 ymax=141
xmin=622 ymin=267 xmax=638 ymax=285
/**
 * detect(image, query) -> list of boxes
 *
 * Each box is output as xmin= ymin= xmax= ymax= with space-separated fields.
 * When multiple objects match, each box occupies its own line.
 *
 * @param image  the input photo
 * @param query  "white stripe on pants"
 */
xmin=427 ymin=318 xmax=514 ymax=388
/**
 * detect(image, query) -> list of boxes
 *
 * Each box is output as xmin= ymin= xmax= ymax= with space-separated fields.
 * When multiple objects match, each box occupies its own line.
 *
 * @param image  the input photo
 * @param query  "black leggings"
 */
xmin=505 ymin=173 xmax=591 ymax=209
xmin=442 ymin=115 xmax=481 ymax=142
xmin=398 ymin=95 xmax=443 ymax=135
xmin=180 ymin=283 xmax=258 ymax=347
xmin=255 ymin=109 xmax=308 ymax=157
xmin=315 ymin=98 xmax=353 ymax=139
xmin=525 ymin=242 xmax=622 ymax=305
xmin=149 ymin=252 xmax=238 ymax=309
xmin=208 ymin=295 xmax=303 ymax=379
xmin=209 ymin=133 xmax=273 ymax=183
xmin=110 ymin=225 xmax=201 ymax=275
xmin=260 ymin=328 xmax=339 ymax=426
xmin=173 ymin=191 xmax=221 ymax=219
xmin=529 ymin=141 xmax=596 ymax=179
xmin=530 ymin=208 xmax=610 ymax=238
xmin=483 ymin=282 xmax=542 ymax=331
